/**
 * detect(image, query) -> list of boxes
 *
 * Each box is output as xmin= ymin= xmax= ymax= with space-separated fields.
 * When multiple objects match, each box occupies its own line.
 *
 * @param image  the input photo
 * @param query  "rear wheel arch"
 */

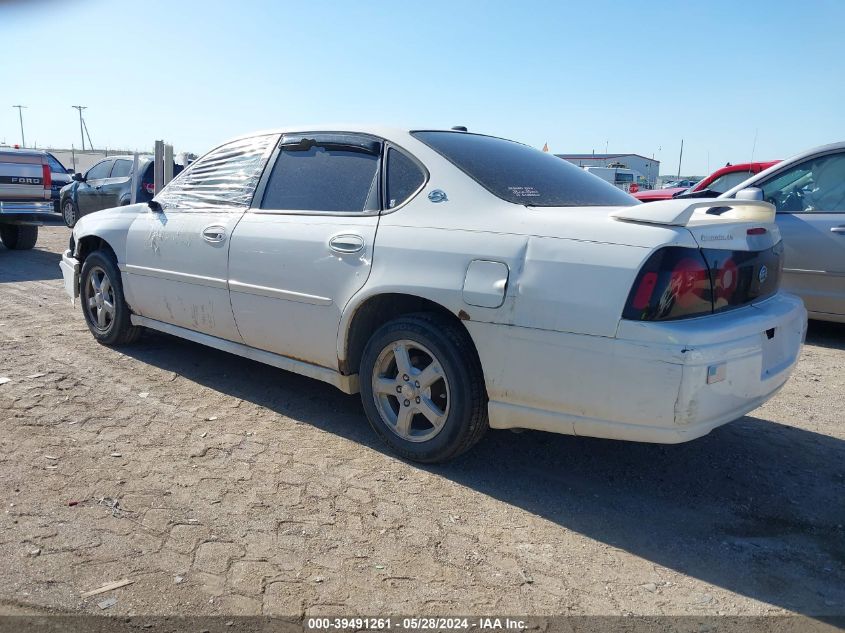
xmin=340 ymin=292 xmax=483 ymax=379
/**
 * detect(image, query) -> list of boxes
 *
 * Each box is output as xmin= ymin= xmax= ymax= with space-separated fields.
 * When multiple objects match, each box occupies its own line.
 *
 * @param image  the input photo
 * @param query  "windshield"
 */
xmin=412 ymin=131 xmax=637 ymax=207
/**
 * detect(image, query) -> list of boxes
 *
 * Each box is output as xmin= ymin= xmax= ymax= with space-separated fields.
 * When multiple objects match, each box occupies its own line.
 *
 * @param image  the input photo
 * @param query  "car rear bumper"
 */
xmin=0 ymin=200 xmax=57 ymax=221
xmin=60 ymin=250 xmax=80 ymax=304
xmin=468 ymin=293 xmax=807 ymax=443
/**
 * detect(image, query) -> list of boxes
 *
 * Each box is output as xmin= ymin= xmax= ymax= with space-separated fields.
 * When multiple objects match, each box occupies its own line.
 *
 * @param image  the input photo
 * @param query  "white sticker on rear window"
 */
xmin=507 ymin=186 xmax=540 ymax=198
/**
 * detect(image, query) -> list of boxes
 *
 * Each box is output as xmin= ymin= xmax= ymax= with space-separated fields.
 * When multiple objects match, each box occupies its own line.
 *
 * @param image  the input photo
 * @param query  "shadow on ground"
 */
xmin=806 ymin=319 xmax=845 ymax=351
xmin=0 ymin=245 xmax=62 ymax=283
xmin=121 ymin=328 xmax=845 ymax=616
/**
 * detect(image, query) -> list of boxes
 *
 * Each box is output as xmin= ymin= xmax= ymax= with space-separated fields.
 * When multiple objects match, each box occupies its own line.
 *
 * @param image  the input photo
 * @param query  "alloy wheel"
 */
xmin=371 ymin=339 xmax=450 ymax=442
xmin=63 ymin=201 xmax=76 ymax=227
xmin=84 ymin=266 xmax=116 ymax=332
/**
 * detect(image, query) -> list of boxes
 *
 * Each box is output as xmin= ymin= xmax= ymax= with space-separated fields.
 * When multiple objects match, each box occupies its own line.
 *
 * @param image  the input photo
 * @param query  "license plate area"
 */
xmin=761 ymin=326 xmax=790 ymax=379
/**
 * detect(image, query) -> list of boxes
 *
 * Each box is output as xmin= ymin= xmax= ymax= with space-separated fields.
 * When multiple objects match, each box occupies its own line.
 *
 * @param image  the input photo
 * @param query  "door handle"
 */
xmin=329 ymin=234 xmax=364 ymax=253
xmin=202 ymin=225 xmax=227 ymax=243
xmin=831 ymin=226 xmax=845 ymax=234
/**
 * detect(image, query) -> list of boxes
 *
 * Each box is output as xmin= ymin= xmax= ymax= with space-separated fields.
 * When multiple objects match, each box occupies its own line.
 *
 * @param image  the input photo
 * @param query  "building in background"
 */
xmin=556 ymin=153 xmax=660 ymax=187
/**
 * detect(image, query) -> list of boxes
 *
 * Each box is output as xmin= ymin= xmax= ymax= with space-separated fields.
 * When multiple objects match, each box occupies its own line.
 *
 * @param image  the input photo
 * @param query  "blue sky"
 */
xmin=2 ymin=0 xmax=844 ymax=175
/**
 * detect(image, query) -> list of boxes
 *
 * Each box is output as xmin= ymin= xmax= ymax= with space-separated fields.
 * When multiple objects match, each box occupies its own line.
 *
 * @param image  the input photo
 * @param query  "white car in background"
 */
xmin=60 ymin=127 xmax=806 ymax=462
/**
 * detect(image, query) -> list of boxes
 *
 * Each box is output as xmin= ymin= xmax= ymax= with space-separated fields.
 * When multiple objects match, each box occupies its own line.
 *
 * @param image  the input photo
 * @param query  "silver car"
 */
xmin=721 ymin=142 xmax=845 ymax=323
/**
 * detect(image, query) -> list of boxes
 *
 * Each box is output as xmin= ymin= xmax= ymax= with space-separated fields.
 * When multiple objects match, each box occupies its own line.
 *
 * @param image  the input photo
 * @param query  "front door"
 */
xmin=77 ymin=159 xmax=112 ymax=215
xmin=760 ymin=151 xmax=845 ymax=318
xmin=228 ymin=133 xmax=382 ymax=369
xmin=122 ymin=134 xmax=279 ymax=341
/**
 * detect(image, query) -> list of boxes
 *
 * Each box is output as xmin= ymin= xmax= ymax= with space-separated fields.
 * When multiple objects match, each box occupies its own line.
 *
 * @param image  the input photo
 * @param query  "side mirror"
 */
xmin=72 ymin=172 xmax=85 ymax=182
xmin=148 ymin=200 xmax=163 ymax=213
xmin=735 ymin=186 xmax=764 ymax=201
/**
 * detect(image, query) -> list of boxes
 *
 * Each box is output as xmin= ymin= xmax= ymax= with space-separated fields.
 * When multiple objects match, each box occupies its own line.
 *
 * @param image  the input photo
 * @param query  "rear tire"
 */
xmin=0 ymin=224 xmax=38 ymax=250
xmin=359 ymin=313 xmax=488 ymax=463
xmin=80 ymin=249 xmax=142 ymax=346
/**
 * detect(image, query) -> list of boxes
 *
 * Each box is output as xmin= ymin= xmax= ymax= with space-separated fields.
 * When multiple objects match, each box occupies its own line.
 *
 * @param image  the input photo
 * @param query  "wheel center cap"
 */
xmin=401 ymin=383 xmax=418 ymax=399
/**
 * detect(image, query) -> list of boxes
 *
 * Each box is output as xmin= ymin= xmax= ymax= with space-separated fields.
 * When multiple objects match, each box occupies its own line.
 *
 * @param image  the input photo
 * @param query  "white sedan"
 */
xmin=60 ymin=127 xmax=806 ymax=462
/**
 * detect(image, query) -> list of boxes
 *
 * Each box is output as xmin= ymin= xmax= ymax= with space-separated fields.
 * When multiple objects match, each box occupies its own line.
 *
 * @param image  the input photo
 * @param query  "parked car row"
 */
xmin=634 ymin=161 xmax=781 ymax=202
xmin=60 ymin=126 xmax=807 ymax=462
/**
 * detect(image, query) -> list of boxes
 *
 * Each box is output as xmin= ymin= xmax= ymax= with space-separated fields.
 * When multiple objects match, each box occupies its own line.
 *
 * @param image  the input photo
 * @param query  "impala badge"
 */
xmin=428 ymin=190 xmax=448 ymax=203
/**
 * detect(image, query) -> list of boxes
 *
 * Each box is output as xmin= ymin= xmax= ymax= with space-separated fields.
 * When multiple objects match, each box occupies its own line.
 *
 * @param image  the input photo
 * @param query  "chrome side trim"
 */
xmin=228 ymin=279 xmax=332 ymax=305
xmin=130 ymin=315 xmax=358 ymax=394
xmin=124 ymin=264 xmax=228 ymax=290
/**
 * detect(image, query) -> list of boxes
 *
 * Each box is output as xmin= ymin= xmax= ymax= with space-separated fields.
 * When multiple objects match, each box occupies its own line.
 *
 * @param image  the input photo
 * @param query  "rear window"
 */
xmin=412 ymin=131 xmax=637 ymax=207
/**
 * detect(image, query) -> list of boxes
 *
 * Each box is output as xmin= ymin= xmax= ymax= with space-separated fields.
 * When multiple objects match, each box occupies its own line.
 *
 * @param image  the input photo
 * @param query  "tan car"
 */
xmin=721 ymin=142 xmax=845 ymax=323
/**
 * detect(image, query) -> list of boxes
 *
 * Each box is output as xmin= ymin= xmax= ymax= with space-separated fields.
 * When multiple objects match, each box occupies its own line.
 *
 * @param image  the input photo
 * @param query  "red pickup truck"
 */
xmin=634 ymin=161 xmax=781 ymax=202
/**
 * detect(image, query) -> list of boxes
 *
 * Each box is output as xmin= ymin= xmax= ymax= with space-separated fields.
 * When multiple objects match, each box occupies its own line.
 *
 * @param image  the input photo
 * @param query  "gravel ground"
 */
xmin=0 ymin=224 xmax=843 ymax=618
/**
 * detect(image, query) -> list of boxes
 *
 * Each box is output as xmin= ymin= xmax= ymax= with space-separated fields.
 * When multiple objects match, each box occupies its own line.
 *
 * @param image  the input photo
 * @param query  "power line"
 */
xmin=12 ymin=105 xmax=26 ymax=147
xmin=71 ymin=105 xmax=87 ymax=151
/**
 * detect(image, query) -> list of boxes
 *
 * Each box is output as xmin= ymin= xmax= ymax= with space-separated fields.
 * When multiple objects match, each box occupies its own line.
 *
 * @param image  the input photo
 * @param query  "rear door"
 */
xmin=757 ymin=151 xmax=845 ymax=318
xmin=228 ymin=133 xmax=384 ymax=369
xmin=77 ymin=159 xmax=113 ymax=215
xmin=100 ymin=158 xmax=132 ymax=208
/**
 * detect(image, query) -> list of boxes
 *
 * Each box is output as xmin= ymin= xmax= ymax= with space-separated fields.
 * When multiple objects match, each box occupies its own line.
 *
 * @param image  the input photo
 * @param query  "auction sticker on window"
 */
xmin=506 ymin=186 xmax=540 ymax=198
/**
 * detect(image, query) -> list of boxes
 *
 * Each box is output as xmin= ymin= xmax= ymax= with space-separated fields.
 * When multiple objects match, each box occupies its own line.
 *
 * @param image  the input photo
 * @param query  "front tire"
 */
xmin=0 ymin=224 xmax=38 ymax=250
xmin=80 ymin=250 xmax=142 ymax=345
xmin=62 ymin=199 xmax=79 ymax=228
xmin=359 ymin=313 xmax=488 ymax=463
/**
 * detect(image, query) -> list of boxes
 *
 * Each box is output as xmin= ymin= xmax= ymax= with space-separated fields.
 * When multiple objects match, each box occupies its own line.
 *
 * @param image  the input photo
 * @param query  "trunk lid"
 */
xmin=611 ymin=197 xmax=780 ymax=251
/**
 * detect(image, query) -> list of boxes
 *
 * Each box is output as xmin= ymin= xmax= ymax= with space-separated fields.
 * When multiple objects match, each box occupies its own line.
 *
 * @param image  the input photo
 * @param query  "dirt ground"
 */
xmin=1 ymin=224 xmax=843 ymax=618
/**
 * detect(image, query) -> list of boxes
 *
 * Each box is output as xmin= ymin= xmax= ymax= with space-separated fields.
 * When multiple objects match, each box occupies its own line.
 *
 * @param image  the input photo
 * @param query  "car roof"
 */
xmin=103 ymin=155 xmax=153 ymax=161
xmin=0 ymin=147 xmax=50 ymax=157
xmin=210 ymin=125 xmax=482 ymax=152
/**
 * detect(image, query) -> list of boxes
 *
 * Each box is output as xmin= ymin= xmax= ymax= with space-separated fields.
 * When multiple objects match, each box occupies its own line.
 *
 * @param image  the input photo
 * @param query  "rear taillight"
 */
xmin=42 ymin=163 xmax=51 ymax=190
xmin=703 ymin=243 xmax=782 ymax=313
xmin=623 ymin=247 xmax=712 ymax=321
xmin=143 ymin=181 xmax=155 ymax=194
xmin=623 ymin=244 xmax=783 ymax=321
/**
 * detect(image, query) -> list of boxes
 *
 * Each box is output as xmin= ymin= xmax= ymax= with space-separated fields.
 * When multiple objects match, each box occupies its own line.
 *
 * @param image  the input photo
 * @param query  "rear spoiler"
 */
xmin=610 ymin=198 xmax=775 ymax=227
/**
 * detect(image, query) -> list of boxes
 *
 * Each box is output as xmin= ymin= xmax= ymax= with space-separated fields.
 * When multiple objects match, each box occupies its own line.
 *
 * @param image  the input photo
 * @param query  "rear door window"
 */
xmin=110 ymin=159 xmax=132 ymax=179
xmin=412 ymin=131 xmax=636 ymax=207
xmin=706 ymin=170 xmax=754 ymax=194
xmin=261 ymin=136 xmax=381 ymax=212
xmin=385 ymin=147 xmax=426 ymax=209
xmin=46 ymin=154 xmax=67 ymax=174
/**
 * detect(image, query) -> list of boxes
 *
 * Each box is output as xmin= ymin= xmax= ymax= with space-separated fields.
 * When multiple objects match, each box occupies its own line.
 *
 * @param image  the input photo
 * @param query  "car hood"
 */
xmin=74 ymin=202 xmax=148 ymax=231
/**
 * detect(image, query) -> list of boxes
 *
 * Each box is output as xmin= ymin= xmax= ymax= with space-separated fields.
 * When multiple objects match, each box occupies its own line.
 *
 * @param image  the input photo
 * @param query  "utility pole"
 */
xmin=677 ymin=139 xmax=684 ymax=178
xmin=12 ymin=105 xmax=26 ymax=147
xmin=71 ymin=105 xmax=87 ymax=151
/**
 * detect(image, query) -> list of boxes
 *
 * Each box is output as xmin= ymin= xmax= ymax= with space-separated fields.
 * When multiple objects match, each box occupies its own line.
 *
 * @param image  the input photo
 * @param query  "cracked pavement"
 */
xmin=0 ymin=225 xmax=843 ymax=617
